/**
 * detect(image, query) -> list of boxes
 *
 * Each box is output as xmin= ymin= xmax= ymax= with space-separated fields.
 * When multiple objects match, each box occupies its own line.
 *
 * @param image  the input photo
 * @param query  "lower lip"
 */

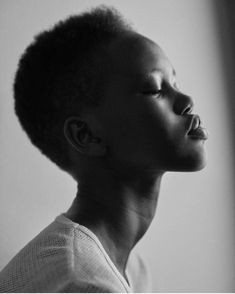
xmin=188 ymin=127 xmax=209 ymax=140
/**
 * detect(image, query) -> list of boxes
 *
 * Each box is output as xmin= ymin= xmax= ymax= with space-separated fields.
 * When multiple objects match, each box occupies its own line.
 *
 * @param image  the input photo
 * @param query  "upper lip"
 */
xmin=187 ymin=114 xmax=201 ymax=134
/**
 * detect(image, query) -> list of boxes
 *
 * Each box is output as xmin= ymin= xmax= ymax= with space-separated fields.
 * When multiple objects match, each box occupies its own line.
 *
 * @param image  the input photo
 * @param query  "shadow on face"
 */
xmin=97 ymin=32 xmax=207 ymax=174
xmin=65 ymin=32 xmax=208 ymax=179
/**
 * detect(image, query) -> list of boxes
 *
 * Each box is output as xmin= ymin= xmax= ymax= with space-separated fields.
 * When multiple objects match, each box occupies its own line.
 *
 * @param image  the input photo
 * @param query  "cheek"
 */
xmin=106 ymin=100 xmax=173 ymax=163
xmin=136 ymin=99 xmax=176 ymax=146
xmin=106 ymin=110 xmax=141 ymax=155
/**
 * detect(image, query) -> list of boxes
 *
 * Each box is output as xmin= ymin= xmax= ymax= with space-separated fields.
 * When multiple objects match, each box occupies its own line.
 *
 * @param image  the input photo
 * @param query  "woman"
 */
xmin=0 ymin=6 xmax=208 ymax=292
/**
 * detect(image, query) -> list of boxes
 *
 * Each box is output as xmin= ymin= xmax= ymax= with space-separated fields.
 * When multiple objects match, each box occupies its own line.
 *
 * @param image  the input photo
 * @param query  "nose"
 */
xmin=173 ymin=92 xmax=194 ymax=115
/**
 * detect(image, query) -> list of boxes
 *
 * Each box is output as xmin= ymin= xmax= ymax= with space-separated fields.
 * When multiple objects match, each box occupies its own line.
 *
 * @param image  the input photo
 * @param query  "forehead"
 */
xmin=106 ymin=33 xmax=174 ymax=83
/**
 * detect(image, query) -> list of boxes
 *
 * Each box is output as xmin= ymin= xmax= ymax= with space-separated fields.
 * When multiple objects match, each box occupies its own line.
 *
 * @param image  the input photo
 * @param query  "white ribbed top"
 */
xmin=0 ymin=214 xmax=151 ymax=292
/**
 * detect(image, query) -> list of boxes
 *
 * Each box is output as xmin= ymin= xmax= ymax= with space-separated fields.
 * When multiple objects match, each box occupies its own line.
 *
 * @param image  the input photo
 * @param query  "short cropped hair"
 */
xmin=14 ymin=6 xmax=132 ymax=171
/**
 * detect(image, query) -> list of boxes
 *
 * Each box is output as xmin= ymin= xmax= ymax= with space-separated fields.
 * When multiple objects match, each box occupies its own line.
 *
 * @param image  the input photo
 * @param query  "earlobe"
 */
xmin=63 ymin=117 xmax=106 ymax=156
xmin=88 ymin=139 xmax=107 ymax=156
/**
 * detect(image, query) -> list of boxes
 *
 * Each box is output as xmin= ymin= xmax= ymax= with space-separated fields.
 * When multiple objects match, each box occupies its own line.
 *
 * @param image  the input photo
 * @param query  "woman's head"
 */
xmin=14 ymin=6 xmax=208 ymax=179
xmin=71 ymin=32 xmax=208 ymax=179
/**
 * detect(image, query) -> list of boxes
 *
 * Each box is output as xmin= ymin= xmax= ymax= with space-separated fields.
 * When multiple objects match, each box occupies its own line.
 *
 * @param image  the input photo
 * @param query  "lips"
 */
xmin=187 ymin=115 xmax=208 ymax=140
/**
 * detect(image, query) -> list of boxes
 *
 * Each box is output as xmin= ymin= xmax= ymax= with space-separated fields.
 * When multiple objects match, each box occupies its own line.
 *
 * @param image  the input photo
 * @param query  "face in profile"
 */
xmin=92 ymin=32 xmax=208 ymax=176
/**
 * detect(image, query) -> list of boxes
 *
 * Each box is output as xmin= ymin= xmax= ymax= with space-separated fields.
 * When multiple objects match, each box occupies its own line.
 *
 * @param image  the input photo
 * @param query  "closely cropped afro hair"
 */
xmin=14 ymin=6 xmax=133 ymax=171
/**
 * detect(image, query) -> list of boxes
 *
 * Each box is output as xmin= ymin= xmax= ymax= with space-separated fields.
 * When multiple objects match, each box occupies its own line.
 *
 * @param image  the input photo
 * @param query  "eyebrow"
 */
xmin=149 ymin=67 xmax=176 ymax=76
xmin=142 ymin=68 xmax=176 ymax=85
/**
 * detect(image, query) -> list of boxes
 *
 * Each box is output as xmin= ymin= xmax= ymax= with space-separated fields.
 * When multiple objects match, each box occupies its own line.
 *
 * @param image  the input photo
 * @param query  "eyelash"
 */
xmin=142 ymin=81 xmax=179 ymax=98
xmin=142 ymin=89 xmax=163 ymax=98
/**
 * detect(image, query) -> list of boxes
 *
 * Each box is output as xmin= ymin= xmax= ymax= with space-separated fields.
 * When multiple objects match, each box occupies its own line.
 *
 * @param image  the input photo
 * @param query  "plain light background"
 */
xmin=0 ymin=0 xmax=235 ymax=292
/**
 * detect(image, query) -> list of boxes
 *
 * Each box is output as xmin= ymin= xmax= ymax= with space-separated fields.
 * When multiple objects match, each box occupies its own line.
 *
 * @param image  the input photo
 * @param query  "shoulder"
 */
xmin=0 ymin=216 xmax=77 ymax=292
xmin=0 ymin=215 xmax=127 ymax=293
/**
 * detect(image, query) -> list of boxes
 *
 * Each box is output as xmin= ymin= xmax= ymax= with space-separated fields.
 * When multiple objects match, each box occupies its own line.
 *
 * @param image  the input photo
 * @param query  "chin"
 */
xmin=186 ymin=159 xmax=207 ymax=172
xmin=179 ymin=151 xmax=207 ymax=172
xmin=166 ymin=147 xmax=207 ymax=172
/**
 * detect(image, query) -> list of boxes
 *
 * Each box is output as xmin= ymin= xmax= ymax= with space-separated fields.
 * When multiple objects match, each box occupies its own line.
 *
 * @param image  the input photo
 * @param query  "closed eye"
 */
xmin=142 ymin=89 xmax=163 ymax=98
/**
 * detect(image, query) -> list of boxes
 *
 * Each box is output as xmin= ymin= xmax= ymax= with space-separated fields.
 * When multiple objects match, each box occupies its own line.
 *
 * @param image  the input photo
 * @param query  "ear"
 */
xmin=63 ymin=117 xmax=106 ymax=157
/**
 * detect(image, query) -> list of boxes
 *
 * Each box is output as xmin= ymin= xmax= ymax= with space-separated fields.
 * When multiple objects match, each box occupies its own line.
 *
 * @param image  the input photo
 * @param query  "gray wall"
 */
xmin=0 ymin=0 xmax=235 ymax=291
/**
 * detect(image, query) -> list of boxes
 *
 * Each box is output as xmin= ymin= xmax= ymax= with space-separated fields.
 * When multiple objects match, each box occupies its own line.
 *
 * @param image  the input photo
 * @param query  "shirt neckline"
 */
xmin=55 ymin=213 xmax=132 ymax=292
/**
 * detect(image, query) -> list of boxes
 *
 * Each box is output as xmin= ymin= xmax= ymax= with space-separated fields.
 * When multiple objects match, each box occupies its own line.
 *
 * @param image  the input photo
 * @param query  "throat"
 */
xmin=65 ymin=191 xmax=158 ymax=278
xmin=65 ymin=172 xmax=162 ymax=280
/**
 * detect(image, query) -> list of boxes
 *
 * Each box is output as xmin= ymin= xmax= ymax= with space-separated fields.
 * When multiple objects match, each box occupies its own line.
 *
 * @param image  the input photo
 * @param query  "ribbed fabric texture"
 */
xmin=0 ymin=214 xmax=151 ymax=293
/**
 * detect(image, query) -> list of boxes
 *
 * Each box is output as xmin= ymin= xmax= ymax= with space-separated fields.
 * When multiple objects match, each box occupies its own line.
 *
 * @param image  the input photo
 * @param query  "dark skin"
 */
xmin=64 ymin=32 xmax=207 ymax=282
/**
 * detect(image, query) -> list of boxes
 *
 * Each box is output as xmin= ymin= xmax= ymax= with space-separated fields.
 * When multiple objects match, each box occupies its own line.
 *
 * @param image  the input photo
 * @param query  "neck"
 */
xmin=65 ymin=165 xmax=163 ymax=278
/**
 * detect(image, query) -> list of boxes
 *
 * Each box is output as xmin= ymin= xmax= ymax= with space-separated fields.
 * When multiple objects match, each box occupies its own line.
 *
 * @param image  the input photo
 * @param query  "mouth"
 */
xmin=187 ymin=115 xmax=209 ymax=140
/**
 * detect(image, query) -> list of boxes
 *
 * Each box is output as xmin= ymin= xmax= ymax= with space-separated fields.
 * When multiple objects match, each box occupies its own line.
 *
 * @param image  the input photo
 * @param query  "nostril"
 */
xmin=182 ymin=105 xmax=193 ymax=115
xmin=174 ymin=93 xmax=194 ymax=115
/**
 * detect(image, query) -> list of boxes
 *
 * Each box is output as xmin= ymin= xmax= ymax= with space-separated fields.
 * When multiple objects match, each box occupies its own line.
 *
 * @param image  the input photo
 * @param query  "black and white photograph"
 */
xmin=0 ymin=0 xmax=235 ymax=292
